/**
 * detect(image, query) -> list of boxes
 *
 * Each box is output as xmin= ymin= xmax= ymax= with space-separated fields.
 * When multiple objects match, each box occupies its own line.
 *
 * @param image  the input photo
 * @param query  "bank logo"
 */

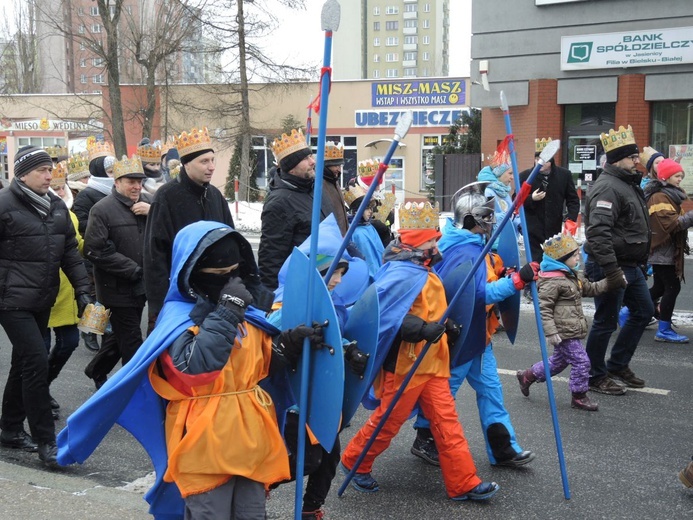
xmin=568 ymin=42 xmax=593 ymax=63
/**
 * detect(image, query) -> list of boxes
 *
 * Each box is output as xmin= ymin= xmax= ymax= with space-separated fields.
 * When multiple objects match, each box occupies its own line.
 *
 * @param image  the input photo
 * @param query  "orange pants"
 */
xmin=342 ymin=373 xmax=481 ymax=497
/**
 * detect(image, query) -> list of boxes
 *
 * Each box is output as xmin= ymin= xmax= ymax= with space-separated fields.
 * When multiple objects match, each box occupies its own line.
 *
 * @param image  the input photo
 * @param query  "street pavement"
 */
xmin=1 ymin=246 xmax=692 ymax=519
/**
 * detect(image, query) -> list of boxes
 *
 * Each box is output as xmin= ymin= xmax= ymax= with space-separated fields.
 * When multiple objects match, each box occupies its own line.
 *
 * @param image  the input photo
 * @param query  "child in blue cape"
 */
xmin=343 ymin=182 xmax=385 ymax=279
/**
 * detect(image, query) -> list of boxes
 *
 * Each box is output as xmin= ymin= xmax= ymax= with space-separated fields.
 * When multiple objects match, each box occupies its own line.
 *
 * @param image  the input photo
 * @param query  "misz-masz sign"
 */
xmin=371 ymin=79 xmax=466 ymax=107
xmin=561 ymin=27 xmax=693 ymax=71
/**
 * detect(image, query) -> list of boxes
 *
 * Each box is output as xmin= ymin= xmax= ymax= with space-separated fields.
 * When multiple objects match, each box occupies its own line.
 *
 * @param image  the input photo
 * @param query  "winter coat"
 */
xmin=0 ymin=179 xmax=90 ymax=312
xmin=644 ymin=181 xmax=693 ymax=278
xmin=73 ymin=183 xmax=111 ymax=234
xmin=143 ymin=168 xmax=234 ymax=314
xmin=49 ymin=211 xmax=84 ymax=328
xmin=258 ymin=169 xmax=328 ymax=290
xmin=519 ymin=163 xmax=580 ymax=260
xmin=322 ymin=167 xmax=349 ymax=235
xmin=85 ymin=187 xmax=151 ymax=308
xmin=583 ymin=163 xmax=651 ymax=271
xmin=537 ymin=258 xmax=607 ymax=340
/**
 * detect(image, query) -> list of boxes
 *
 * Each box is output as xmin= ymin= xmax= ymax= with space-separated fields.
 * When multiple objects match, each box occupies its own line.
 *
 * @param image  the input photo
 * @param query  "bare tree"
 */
xmin=0 ymin=0 xmax=42 ymax=94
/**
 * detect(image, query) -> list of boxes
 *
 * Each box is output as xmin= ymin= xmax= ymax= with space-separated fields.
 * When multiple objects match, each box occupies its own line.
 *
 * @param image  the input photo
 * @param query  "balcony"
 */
xmin=404 ymin=0 xmax=417 ymax=3
xmin=403 ymin=43 xmax=418 ymax=51
xmin=403 ymin=27 xmax=418 ymax=35
xmin=402 ymin=60 xmax=416 ymax=67
xmin=403 ymin=12 xmax=418 ymax=20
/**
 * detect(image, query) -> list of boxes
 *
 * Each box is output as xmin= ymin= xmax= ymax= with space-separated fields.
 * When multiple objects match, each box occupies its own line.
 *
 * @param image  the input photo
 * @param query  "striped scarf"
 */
xmin=17 ymin=180 xmax=51 ymax=218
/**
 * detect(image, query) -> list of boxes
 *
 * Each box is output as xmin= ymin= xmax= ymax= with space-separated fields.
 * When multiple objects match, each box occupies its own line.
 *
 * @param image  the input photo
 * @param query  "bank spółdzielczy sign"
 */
xmin=561 ymin=27 xmax=693 ymax=70
xmin=371 ymin=79 xmax=466 ymax=107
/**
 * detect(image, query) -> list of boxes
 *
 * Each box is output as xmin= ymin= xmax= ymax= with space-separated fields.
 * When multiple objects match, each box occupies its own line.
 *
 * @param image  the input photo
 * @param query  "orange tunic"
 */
xmin=485 ymin=253 xmax=505 ymax=344
xmin=149 ymin=322 xmax=290 ymax=498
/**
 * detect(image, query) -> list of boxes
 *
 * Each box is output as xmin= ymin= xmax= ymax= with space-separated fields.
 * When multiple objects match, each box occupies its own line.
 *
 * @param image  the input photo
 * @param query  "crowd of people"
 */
xmin=0 ymin=121 xmax=691 ymax=519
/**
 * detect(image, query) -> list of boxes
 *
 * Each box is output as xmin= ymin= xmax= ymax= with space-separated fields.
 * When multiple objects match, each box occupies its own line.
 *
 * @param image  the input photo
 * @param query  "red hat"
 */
xmin=657 ymin=158 xmax=684 ymax=181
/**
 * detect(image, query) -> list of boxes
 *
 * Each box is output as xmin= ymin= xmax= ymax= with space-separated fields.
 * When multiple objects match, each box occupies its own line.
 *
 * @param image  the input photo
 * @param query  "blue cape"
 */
xmin=352 ymin=223 xmax=385 ymax=279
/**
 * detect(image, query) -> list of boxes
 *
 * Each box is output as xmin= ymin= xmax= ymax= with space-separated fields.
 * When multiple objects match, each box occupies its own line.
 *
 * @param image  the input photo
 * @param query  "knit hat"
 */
xmin=14 ymin=146 xmax=53 ymax=178
xmin=89 ymin=156 xmax=108 ymax=178
xmin=600 ymin=125 xmax=638 ymax=165
xmin=492 ymin=163 xmax=511 ymax=177
xmin=280 ymin=148 xmax=312 ymax=173
xmin=657 ymin=159 xmax=684 ymax=181
xmin=195 ymin=234 xmax=241 ymax=269
xmin=104 ymin=155 xmax=116 ymax=171
xmin=315 ymin=254 xmax=350 ymax=276
xmin=639 ymin=146 xmax=664 ymax=174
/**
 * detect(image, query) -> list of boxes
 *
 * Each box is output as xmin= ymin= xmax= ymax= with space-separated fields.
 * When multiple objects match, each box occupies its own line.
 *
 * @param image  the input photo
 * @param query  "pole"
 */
xmin=234 ymin=177 xmax=239 ymax=220
xmin=500 ymin=90 xmax=571 ymax=499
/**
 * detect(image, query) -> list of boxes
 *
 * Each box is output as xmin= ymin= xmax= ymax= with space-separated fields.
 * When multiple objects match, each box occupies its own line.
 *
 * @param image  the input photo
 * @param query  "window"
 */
xmin=422 ymin=52 xmax=430 ymax=61
xmin=109 ymin=6 xmax=116 ymax=17
xmin=385 ymin=157 xmax=405 ymax=203
xmin=404 ymin=52 xmax=416 ymax=61
xmin=93 ymin=74 xmax=104 ymax=84
xmin=385 ymin=37 xmax=399 ymax=46
xmin=77 ymin=7 xmax=84 ymax=15
xmin=373 ymin=6 xmax=380 ymax=15
xmin=373 ymin=37 xmax=380 ymax=47
xmin=78 ymin=25 xmax=85 ymax=34
xmin=421 ymin=68 xmax=430 ymax=77
xmin=385 ymin=6 xmax=399 ymax=15
xmin=404 ymin=68 xmax=417 ymax=77
xmin=422 ymin=36 xmax=430 ymax=44
xmin=80 ymin=59 xmax=86 ymax=68
xmin=404 ymin=20 xmax=418 ymax=28
xmin=386 ymin=53 xmax=399 ymax=62
xmin=404 ymin=36 xmax=418 ymax=44
xmin=92 ymin=24 xmax=102 ymax=33
xmin=651 ymin=101 xmax=693 ymax=165
xmin=80 ymin=74 xmax=87 ymax=84
xmin=90 ymin=6 xmax=99 ymax=16
xmin=93 ymin=57 xmax=103 ymax=67
xmin=373 ymin=54 xmax=380 ymax=63
xmin=405 ymin=4 xmax=417 ymax=12
xmin=385 ymin=21 xmax=399 ymax=31
xmin=424 ymin=3 xmax=431 ymax=12
xmin=373 ymin=21 xmax=380 ymax=31
xmin=386 ymin=68 xmax=399 ymax=78
xmin=18 ymin=137 xmax=66 ymax=148
xmin=79 ymin=42 xmax=86 ymax=50
xmin=420 ymin=136 xmax=445 ymax=190
xmin=422 ymin=19 xmax=430 ymax=29
xmin=373 ymin=69 xmax=380 ymax=79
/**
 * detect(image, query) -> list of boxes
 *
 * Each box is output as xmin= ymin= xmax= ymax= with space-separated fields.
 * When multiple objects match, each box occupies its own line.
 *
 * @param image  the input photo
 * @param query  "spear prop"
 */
xmin=323 ymin=111 xmax=413 ymax=284
xmin=294 ymin=2 xmax=340 ymax=519
xmin=338 ymin=135 xmax=561 ymax=497
xmin=501 ymin=90 xmax=570 ymax=499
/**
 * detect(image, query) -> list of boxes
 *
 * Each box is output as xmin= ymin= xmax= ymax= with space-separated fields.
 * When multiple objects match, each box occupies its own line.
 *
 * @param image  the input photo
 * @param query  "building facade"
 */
xmin=471 ymin=0 xmax=693 ymax=192
xmin=334 ymin=0 xmax=449 ymax=80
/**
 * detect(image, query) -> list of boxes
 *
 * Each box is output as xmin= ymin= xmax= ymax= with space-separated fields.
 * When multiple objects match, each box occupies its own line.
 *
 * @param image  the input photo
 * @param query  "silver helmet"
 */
xmin=451 ymin=181 xmax=496 ymax=236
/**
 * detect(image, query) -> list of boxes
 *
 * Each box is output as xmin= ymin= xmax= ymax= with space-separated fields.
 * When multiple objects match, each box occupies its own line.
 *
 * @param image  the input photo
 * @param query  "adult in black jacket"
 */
xmin=322 ymin=141 xmax=349 ymax=235
xmin=143 ymin=129 xmax=234 ymax=330
xmin=583 ymin=126 xmax=653 ymax=396
xmin=84 ymin=157 xmax=152 ymax=388
xmin=0 ymin=146 xmax=92 ymax=467
xmin=519 ymin=156 xmax=580 ymax=262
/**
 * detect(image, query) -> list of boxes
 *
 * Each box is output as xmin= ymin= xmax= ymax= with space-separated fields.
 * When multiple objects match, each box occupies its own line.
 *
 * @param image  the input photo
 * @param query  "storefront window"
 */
xmin=651 ymin=101 xmax=693 ymax=159
xmin=310 ymin=135 xmax=357 ymax=188
xmin=384 ymin=157 xmax=405 ymax=203
xmin=17 ymin=137 xmax=66 ymax=148
xmin=420 ymin=135 xmax=445 ymax=190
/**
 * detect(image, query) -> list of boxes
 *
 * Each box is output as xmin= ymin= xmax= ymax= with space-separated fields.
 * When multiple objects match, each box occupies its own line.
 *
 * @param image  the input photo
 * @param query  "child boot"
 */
xmin=516 ymin=369 xmax=535 ymax=397
xmin=571 ymin=392 xmax=598 ymax=411
xmin=679 ymin=458 xmax=693 ymax=488
xmin=655 ymin=321 xmax=689 ymax=343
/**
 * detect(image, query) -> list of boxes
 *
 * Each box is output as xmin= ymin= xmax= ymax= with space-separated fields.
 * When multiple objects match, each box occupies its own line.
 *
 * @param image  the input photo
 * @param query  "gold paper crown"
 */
xmin=161 ymin=137 xmax=176 ymax=157
xmin=600 ymin=125 xmax=636 ymax=154
xmin=324 ymin=141 xmax=344 ymax=162
xmin=77 ymin=303 xmax=111 ymax=335
xmin=374 ymin=192 xmax=396 ymax=224
xmin=50 ymin=160 xmax=68 ymax=187
xmin=136 ymin=141 xmax=163 ymax=164
xmin=357 ymin=159 xmax=380 ymax=178
xmin=535 ymin=138 xmax=553 ymax=154
xmin=87 ymin=140 xmax=115 ymax=162
xmin=343 ymin=184 xmax=367 ymax=207
xmin=169 ymin=160 xmax=181 ymax=179
xmin=45 ymin=145 xmax=68 ymax=159
xmin=113 ymin=154 xmax=145 ymax=180
xmin=639 ymin=146 xmax=661 ymax=168
xmin=67 ymin=152 xmax=90 ymax=176
xmin=541 ymin=233 xmax=579 ymax=261
xmin=398 ymin=201 xmax=440 ymax=230
xmin=271 ymin=128 xmax=309 ymax=163
xmin=175 ymin=127 xmax=212 ymax=159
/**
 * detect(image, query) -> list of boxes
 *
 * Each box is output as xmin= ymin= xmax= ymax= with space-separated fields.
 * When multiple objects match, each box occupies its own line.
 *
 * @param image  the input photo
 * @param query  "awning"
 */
xmin=364 ymin=138 xmax=407 ymax=148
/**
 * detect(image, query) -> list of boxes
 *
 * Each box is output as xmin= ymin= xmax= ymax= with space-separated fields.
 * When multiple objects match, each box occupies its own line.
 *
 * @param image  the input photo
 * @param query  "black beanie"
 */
xmin=195 ymin=235 xmax=241 ymax=269
xmin=280 ymin=147 xmax=312 ymax=173
xmin=606 ymin=143 xmax=639 ymax=165
xmin=89 ymin=156 xmax=108 ymax=178
xmin=14 ymin=146 xmax=53 ymax=178
xmin=181 ymin=148 xmax=214 ymax=165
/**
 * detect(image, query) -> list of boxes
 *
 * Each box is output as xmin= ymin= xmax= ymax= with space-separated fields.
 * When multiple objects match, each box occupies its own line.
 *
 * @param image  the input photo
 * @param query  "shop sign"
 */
xmin=371 ymin=79 xmax=465 ymax=107
xmin=0 ymin=117 xmax=102 ymax=132
xmin=355 ymin=109 xmax=465 ymax=128
xmin=670 ymin=144 xmax=693 ymax=196
xmin=561 ymin=27 xmax=693 ymax=70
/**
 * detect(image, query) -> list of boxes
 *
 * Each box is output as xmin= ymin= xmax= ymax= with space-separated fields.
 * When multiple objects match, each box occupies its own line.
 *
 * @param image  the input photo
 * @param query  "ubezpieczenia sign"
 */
xmin=561 ymin=27 xmax=693 ymax=70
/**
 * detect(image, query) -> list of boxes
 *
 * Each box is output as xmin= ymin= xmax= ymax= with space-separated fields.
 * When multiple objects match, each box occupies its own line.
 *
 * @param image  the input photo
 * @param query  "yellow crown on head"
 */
xmin=45 ymin=145 xmax=68 ymax=159
xmin=600 ymin=125 xmax=636 ymax=154
xmin=113 ymin=154 xmax=144 ymax=180
xmin=357 ymin=159 xmax=380 ymax=178
xmin=535 ymin=138 xmax=553 ymax=154
xmin=271 ymin=128 xmax=308 ymax=163
xmin=541 ymin=233 xmax=579 ymax=261
xmin=67 ymin=152 xmax=90 ymax=176
xmin=87 ymin=140 xmax=115 ymax=162
xmin=374 ymin=192 xmax=396 ymax=224
xmin=136 ymin=141 xmax=163 ymax=164
xmin=398 ymin=201 xmax=440 ymax=230
xmin=161 ymin=137 xmax=176 ymax=157
xmin=324 ymin=141 xmax=344 ymax=163
xmin=175 ymin=127 xmax=213 ymax=159
xmin=50 ymin=160 xmax=68 ymax=187
xmin=343 ymin=184 xmax=368 ymax=207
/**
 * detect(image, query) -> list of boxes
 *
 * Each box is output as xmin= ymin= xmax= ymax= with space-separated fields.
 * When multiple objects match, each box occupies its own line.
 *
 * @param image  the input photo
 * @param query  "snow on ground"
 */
xmin=228 ymin=201 xmax=264 ymax=233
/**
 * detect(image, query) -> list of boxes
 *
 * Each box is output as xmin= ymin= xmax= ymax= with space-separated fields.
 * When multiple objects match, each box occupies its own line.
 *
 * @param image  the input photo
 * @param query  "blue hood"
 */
xmin=438 ymin=217 xmax=485 ymax=253
xmin=540 ymin=254 xmax=575 ymax=274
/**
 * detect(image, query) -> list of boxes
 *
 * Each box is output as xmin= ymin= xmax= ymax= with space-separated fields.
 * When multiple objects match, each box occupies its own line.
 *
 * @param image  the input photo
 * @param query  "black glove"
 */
xmin=519 ymin=262 xmax=540 ymax=283
xmin=76 ymin=293 xmax=95 ymax=318
xmin=218 ymin=277 xmax=253 ymax=322
xmin=242 ymin=273 xmax=275 ymax=312
xmin=401 ymin=314 xmax=445 ymax=343
xmin=421 ymin=321 xmax=446 ymax=343
xmin=344 ymin=340 xmax=369 ymax=378
xmin=605 ymin=267 xmax=627 ymax=290
xmin=278 ymin=321 xmax=332 ymax=366
xmin=445 ymin=318 xmax=462 ymax=345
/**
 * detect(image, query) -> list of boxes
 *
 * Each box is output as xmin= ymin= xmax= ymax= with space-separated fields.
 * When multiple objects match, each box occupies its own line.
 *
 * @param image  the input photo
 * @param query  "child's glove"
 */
xmin=218 ymin=277 xmax=253 ymax=322
xmin=511 ymin=262 xmax=540 ymax=290
xmin=401 ymin=314 xmax=446 ymax=343
xmin=445 ymin=318 xmax=462 ymax=345
xmin=546 ymin=333 xmax=562 ymax=346
xmin=344 ymin=341 xmax=369 ymax=378
xmin=277 ymin=321 xmax=332 ymax=367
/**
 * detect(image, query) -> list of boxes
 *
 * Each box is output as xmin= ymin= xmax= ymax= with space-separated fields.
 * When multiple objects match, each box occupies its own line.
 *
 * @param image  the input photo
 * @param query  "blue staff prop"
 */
xmin=323 ymin=111 xmax=413 ymax=284
xmin=294 ymin=2 xmax=340 ymax=519
xmin=338 ymin=136 xmax=560 ymax=497
xmin=501 ymin=90 xmax=570 ymax=499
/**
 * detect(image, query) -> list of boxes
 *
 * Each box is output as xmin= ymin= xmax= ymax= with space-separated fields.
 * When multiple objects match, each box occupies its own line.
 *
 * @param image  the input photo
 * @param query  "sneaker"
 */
xmin=589 ymin=377 xmax=626 ymax=395
xmin=411 ymin=436 xmax=440 ymax=466
xmin=339 ymin=462 xmax=379 ymax=493
xmin=0 ymin=429 xmax=38 ymax=452
xmin=451 ymin=481 xmax=500 ymax=501
xmin=679 ymin=460 xmax=693 ymax=488
xmin=571 ymin=393 xmax=599 ymax=411
xmin=516 ymin=369 xmax=533 ymax=397
xmin=646 ymin=317 xmax=658 ymax=328
xmin=301 ymin=509 xmax=325 ymax=520
xmin=38 ymin=442 xmax=58 ymax=468
xmin=493 ymin=450 xmax=535 ymax=468
xmin=607 ymin=367 xmax=645 ymax=388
